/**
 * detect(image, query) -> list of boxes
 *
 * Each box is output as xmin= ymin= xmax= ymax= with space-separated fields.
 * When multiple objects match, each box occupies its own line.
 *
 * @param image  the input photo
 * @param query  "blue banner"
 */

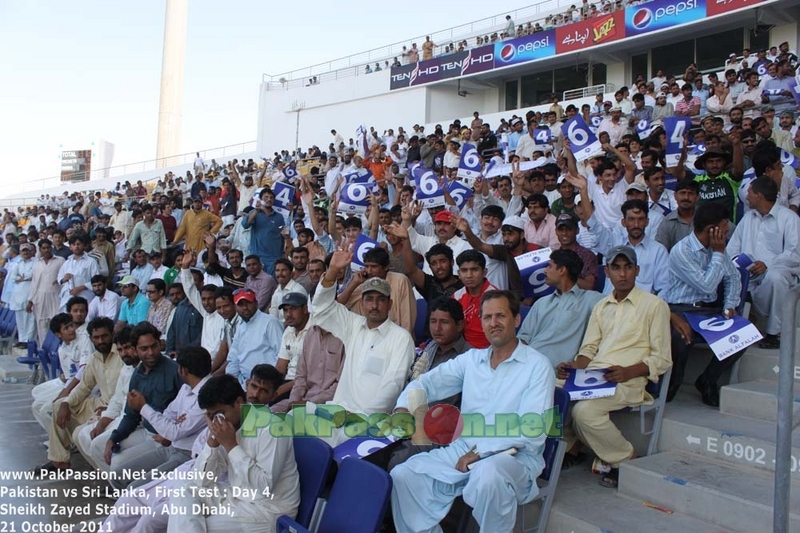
xmin=625 ymin=0 xmax=706 ymax=38
xmin=514 ymin=247 xmax=556 ymax=299
xmin=339 ymin=183 xmax=371 ymax=215
xmin=351 ymin=233 xmax=379 ymax=272
xmin=413 ymin=165 xmax=445 ymax=208
xmin=561 ymin=116 xmax=602 ymax=162
xmin=282 ymin=164 xmax=299 ymax=183
xmin=446 ymin=180 xmax=474 ymax=210
xmin=494 ymin=30 xmax=556 ymax=67
xmin=272 ymin=182 xmax=295 ymax=218
xmin=780 ymin=148 xmax=799 ymax=169
xmin=563 ymin=368 xmax=616 ymax=400
xmin=456 ymin=143 xmax=482 ymax=181
xmin=684 ymin=313 xmax=762 ymax=360
xmin=333 ymin=436 xmax=398 ymax=464
xmin=663 ymin=116 xmax=691 ymax=167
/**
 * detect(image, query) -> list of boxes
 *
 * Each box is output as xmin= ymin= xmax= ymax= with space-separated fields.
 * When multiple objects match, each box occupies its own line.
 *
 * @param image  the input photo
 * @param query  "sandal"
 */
xmin=599 ymin=468 xmax=619 ymax=488
xmin=758 ymin=335 xmax=780 ymax=349
xmin=30 ymin=461 xmax=63 ymax=477
xmin=561 ymin=452 xmax=587 ymax=470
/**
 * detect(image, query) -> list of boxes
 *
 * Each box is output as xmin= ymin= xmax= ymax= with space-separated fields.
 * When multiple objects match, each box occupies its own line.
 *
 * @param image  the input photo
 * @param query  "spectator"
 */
xmin=126 ymin=204 xmax=166 ymax=257
xmin=144 ymin=278 xmax=173 ymax=335
xmin=523 ymin=194 xmax=558 ymax=249
xmin=244 ymin=254 xmax=277 ymax=313
xmin=727 ymin=177 xmax=800 ymax=349
xmin=28 ymin=238 xmax=66 ymax=345
xmin=391 ymin=290 xmax=554 ymax=532
xmin=164 ymin=282 xmax=203 ymax=358
xmin=225 ymin=288 xmax=283 ymax=386
xmin=558 ymin=246 xmax=671 ymax=487
xmin=87 ymin=274 xmax=121 ymax=322
xmin=694 ymin=147 xmax=744 ymax=222
xmin=115 ymin=276 xmax=150 ymax=330
xmin=662 ymin=202 xmax=741 ymax=405
xmin=422 ymin=36 xmax=436 ymax=60
xmin=33 ymin=317 xmax=123 ymax=475
xmin=56 ymin=234 xmax=100 ymax=311
xmin=173 ymin=197 xmax=223 ymax=254
xmin=553 ymin=213 xmax=597 ymax=290
xmin=269 ymin=258 xmax=308 ymax=323
xmin=242 ymin=189 xmax=284 ymax=276
xmin=128 ymin=249 xmax=154 ymax=292
xmin=675 ymin=83 xmax=701 ymax=118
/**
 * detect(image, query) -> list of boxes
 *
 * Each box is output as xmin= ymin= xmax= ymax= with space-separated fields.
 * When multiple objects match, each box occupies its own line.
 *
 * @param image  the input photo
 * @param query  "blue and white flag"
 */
xmin=663 ymin=117 xmax=692 ymax=167
xmin=732 ymin=253 xmax=754 ymax=270
xmin=339 ymin=183 xmax=371 ymax=215
xmin=762 ymin=89 xmax=784 ymax=96
xmin=446 ymin=179 xmax=474 ymax=210
xmin=333 ymin=435 xmax=399 ymax=464
xmin=532 ymin=127 xmax=553 ymax=146
xmin=272 ymin=182 xmax=295 ymax=218
xmin=635 ymin=118 xmax=651 ymax=136
xmin=561 ymin=116 xmax=602 ymax=162
xmin=413 ymin=165 xmax=445 ymax=208
xmin=684 ymin=313 xmax=763 ymax=361
xmin=780 ymin=148 xmax=799 ymax=169
xmin=563 ymin=368 xmax=616 ymax=401
xmin=283 ymin=163 xmax=299 ymax=183
xmin=515 ymin=247 xmax=556 ymax=299
xmin=344 ymin=168 xmax=373 ymax=184
xmin=457 ymin=143 xmax=482 ymax=182
xmin=351 ymin=233 xmax=379 ymax=272
xmin=356 ymin=125 xmax=370 ymax=158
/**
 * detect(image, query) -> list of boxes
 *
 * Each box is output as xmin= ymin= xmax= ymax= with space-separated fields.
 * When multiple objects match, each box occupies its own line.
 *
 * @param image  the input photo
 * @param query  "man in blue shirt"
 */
xmin=115 ymin=276 xmax=150 ymax=330
xmin=165 ymin=282 xmax=203 ymax=358
xmin=662 ymin=202 xmax=742 ymax=406
xmin=242 ymin=189 xmax=285 ymax=276
xmin=225 ymin=288 xmax=283 ymax=386
xmin=105 ymin=321 xmax=182 ymax=488
xmin=391 ymin=290 xmax=555 ymax=533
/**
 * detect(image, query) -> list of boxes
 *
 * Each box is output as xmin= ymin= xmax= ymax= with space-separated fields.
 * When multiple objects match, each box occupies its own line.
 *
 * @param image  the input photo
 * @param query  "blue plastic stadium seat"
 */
xmin=292 ymin=437 xmax=334 ymax=530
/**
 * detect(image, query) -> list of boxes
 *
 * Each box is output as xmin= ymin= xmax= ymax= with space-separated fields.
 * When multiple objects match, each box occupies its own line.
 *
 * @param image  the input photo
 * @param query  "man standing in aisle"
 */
xmin=27 ymin=238 xmax=64 ymax=347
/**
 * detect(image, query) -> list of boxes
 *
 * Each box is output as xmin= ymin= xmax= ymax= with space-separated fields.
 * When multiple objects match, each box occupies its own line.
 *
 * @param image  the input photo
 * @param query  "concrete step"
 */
xmin=535 ymin=465 xmax=733 ymax=533
xmin=720 ymin=380 xmax=800 ymax=422
xmin=659 ymin=394 xmax=800 ymax=475
xmin=734 ymin=344 xmax=800 ymax=384
xmin=619 ymin=451 xmax=800 ymax=533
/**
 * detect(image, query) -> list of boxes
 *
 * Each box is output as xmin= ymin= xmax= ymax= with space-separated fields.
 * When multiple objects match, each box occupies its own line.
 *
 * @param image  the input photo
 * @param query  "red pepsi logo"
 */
xmin=632 ymin=8 xmax=653 ymax=30
xmin=499 ymin=44 xmax=516 ymax=62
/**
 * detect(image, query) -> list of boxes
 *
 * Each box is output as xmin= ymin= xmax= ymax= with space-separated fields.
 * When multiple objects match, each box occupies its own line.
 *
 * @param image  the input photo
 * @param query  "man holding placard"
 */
xmin=727 ymin=177 xmax=800 ymax=349
xmin=557 ymin=245 xmax=671 ymax=488
xmin=662 ymin=202 xmax=741 ymax=406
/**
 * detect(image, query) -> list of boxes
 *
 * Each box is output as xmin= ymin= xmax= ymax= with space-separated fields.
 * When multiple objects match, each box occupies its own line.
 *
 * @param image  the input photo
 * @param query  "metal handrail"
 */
xmin=263 ymin=0 xmax=591 ymax=90
xmin=774 ymin=286 xmax=799 ymax=533
xmin=563 ymin=84 xmax=616 ymax=101
xmin=14 ymin=141 xmax=257 ymax=196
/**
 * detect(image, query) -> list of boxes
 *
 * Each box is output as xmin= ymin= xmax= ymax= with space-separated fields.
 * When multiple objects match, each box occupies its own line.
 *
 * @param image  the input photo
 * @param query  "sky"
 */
xmin=0 ymin=0 xmax=517 ymax=196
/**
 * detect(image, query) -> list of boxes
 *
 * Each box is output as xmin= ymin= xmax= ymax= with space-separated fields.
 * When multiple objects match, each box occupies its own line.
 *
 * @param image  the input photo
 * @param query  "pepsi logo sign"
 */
xmin=499 ymin=44 xmax=515 ymax=62
xmin=632 ymin=8 xmax=653 ymax=29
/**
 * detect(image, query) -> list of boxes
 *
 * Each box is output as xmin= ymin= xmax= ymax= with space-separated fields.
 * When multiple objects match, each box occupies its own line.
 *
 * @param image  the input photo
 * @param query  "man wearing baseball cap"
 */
xmin=557 ymin=245 xmax=671 ymax=488
xmin=225 ymin=287 xmax=283 ymax=386
xmin=311 ymin=250 xmax=415 ymax=445
xmin=404 ymin=208 xmax=470 ymax=275
xmin=554 ymin=213 xmax=597 ymax=290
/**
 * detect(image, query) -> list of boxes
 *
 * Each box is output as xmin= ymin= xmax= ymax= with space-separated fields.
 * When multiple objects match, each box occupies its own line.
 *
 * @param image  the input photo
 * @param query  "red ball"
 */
xmin=423 ymin=405 xmax=464 ymax=445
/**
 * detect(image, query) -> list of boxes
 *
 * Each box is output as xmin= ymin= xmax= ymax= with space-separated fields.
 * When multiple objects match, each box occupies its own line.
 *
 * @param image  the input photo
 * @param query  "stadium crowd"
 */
xmin=1 ymin=43 xmax=799 ymax=533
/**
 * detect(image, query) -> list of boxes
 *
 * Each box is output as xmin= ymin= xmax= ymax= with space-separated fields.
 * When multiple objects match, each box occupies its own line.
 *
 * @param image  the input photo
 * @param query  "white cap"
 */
xmin=501 ymin=215 xmax=526 ymax=231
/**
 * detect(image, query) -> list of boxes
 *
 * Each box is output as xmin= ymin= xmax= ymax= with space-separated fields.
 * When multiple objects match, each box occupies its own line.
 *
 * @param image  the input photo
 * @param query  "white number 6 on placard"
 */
xmin=567 ymin=121 xmax=588 ymax=146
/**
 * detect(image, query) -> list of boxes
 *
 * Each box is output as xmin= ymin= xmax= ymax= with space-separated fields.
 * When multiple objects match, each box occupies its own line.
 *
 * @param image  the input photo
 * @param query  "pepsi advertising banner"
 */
xmin=494 ymin=30 xmax=556 ymax=67
xmin=626 ymin=0 xmax=706 ymax=37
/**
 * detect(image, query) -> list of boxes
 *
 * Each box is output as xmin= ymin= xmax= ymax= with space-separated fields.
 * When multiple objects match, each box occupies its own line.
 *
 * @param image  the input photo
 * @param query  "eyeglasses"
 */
xmin=145 ymin=289 xmax=158 ymax=293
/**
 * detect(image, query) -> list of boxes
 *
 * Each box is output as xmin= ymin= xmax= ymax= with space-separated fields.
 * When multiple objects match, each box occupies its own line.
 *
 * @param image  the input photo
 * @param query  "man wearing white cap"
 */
xmin=598 ymin=106 xmax=627 ymax=145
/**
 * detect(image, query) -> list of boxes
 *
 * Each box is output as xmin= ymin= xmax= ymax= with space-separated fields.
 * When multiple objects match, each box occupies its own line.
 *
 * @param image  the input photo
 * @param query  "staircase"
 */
xmin=529 ymin=341 xmax=800 ymax=533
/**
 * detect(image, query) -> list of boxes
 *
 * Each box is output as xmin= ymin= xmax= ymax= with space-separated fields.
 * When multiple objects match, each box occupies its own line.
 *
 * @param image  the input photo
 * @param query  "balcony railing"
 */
xmin=263 ymin=0 xmax=598 ymax=91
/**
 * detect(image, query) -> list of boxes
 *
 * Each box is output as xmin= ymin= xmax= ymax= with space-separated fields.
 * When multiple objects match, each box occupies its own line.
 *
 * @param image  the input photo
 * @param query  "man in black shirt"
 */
xmin=204 ymin=234 xmax=247 ymax=289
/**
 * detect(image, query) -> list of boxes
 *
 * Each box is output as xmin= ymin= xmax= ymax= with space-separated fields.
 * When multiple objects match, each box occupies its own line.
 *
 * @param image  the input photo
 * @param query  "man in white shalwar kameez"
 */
xmin=56 ymin=235 xmax=98 ymax=311
xmin=27 ymin=239 xmax=64 ymax=347
xmin=7 ymin=243 xmax=37 ymax=345
xmin=166 ymin=373 xmax=300 ymax=533
xmin=390 ymin=290 xmax=555 ymax=533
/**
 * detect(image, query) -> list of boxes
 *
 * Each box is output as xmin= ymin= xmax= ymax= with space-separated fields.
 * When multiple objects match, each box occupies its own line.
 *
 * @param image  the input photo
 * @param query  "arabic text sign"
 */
xmin=706 ymin=0 xmax=764 ymax=16
xmin=515 ymin=247 xmax=556 ymax=299
xmin=556 ymin=12 xmax=625 ymax=54
xmin=684 ymin=313 xmax=763 ymax=361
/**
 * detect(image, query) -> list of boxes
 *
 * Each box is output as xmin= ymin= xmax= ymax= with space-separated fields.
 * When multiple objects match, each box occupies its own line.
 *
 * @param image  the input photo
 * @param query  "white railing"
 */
xmin=263 ymin=0 xmax=594 ymax=91
xmin=563 ymin=84 xmax=616 ymax=101
xmin=16 ymin=141 xmax=257 ymax=196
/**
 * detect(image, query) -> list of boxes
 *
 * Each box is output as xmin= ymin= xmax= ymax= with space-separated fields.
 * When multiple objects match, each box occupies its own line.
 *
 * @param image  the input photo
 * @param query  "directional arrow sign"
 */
xmin=686 ymin=435 xmax=701 ymax=445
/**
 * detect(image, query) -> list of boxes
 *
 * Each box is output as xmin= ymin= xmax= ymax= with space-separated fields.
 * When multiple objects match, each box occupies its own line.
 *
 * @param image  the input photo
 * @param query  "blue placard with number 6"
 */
xmin=413 ymin=165 xmax=445 ymax=208
xmin=457 ymin=143 xmax=482 ymax=181
xmin=351 ymin=233 xmax=378 ymax=272
xmin=561 ymin=116 xmax=602 ymax=162
xmin=446 ymin=180 xmax=474 ymax=210
xmin=339 ymin=184 xmax=371 ymax=215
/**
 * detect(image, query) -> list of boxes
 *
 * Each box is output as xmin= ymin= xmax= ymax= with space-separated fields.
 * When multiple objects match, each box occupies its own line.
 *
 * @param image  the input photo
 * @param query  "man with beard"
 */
xmin=102 ymin=366 xmax=286 ymax=532
xmin=204 ymin=234 xmax=248 ymax=289
xmin=402 ymin=209 xmax=470 ymax=275
xmin=27 ymin=238 xmax=65 ymax=346
xmin=173 ymin=196 xmax=222 ymax=255
xmin=656 ymin=180 xmax=701 ymax=252
xmin=645 ymin=167 xmax=678 ymax=216
xmin=693 ymin=143 xmax=744 ymax=222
